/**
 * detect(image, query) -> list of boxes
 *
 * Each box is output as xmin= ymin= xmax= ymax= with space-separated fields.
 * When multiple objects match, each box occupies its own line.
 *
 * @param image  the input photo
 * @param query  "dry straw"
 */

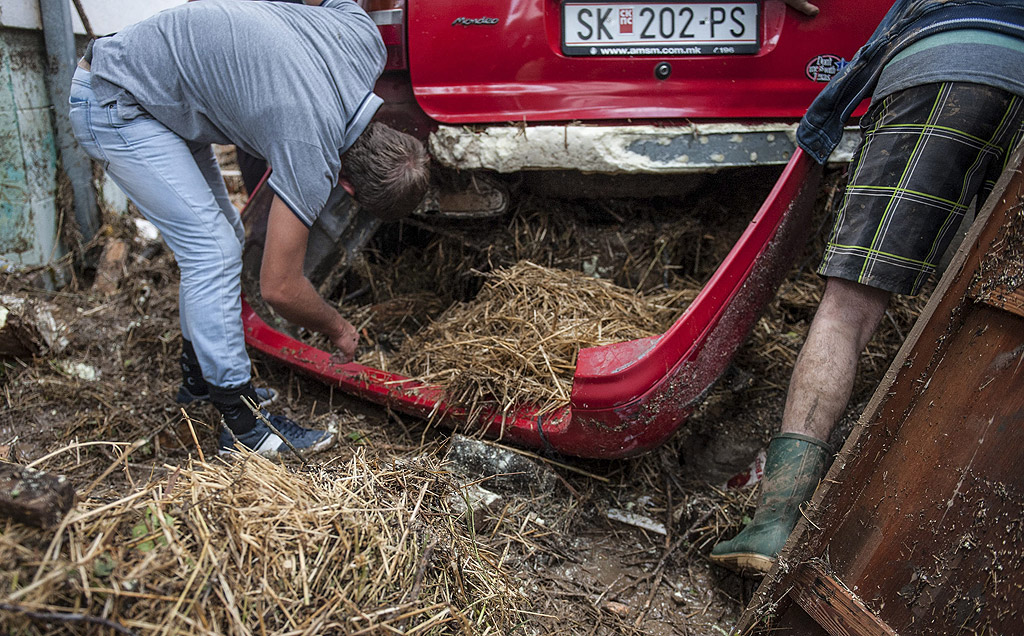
xmin=390 ymin=261 xmax=698 ymax=420
xmin=1 ymin=450 xmax=523 ymax=635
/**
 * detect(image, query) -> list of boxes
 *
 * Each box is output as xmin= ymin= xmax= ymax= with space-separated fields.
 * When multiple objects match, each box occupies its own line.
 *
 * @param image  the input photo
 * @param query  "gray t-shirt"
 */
xmin=91 ymin=0 xmax=385 ymax=226
xmin=876 ymin=29 xmax=1024 ymax=102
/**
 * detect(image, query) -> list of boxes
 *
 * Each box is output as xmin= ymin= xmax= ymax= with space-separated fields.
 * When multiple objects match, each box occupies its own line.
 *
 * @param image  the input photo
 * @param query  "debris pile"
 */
xmin=331 ymin=198 xmax=708 ymax=362
xmin=310 ymin=194 xmax=714 ymax=421
xmin=377 ymin=260 xmax=698 ymax=417
xmin=0 ymin=164 xmax=936 ymax=634
xmin=0 ymin=294 xmax=68 ymax=358
xmin=0 ymin=450 xmax=523 ymax=634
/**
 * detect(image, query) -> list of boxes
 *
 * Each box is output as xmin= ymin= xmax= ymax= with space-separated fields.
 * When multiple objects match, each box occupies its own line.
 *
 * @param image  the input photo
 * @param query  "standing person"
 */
xmin=69 ymin=0 xmax=430 ymax=457
xmin=711 ymin=0 xmax=1024 ymax=573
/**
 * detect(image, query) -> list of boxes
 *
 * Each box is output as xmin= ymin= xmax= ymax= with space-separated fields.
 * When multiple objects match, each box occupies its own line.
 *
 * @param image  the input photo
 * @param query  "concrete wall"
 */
xmin=0 ymin=1 xmax=184 ymax=273
xmin=0 ymin=26 xmax=61 ymax=270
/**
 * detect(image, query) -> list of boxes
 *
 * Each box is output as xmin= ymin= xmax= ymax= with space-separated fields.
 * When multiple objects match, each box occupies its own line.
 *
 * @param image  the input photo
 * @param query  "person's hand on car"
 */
xmin=784 ymin=0 xmax=819 ymax=17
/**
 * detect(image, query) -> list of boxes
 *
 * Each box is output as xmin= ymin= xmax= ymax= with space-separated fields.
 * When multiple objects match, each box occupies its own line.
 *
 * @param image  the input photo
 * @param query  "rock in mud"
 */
xmin=443 ymin=434 xmax=557 ymax=496
xmin=0 ymin=295 xmax=69 ymax=358
xmin=0 ymin=464 xmax=75 ymax=529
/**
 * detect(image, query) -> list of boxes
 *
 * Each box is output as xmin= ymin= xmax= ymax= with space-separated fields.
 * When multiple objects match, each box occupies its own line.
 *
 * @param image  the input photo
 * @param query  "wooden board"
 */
xmin=737 ymin=146 xmax=1024 ymax=635
xmin=789 ymin=562 xmax=897 ymax=636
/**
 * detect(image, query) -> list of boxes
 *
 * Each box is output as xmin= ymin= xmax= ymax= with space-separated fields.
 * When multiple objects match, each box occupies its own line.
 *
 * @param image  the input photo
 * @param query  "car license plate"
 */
xmin=562 ymin=2 xmax=759 ymax=56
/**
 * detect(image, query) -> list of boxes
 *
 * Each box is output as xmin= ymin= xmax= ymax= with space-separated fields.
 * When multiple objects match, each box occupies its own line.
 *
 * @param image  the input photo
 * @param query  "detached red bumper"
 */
xmin=243 ymin=150 xmax=822 ymax=458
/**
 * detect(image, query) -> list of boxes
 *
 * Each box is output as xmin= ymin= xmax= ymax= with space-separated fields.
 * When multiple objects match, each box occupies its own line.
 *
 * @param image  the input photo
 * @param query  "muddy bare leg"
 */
xmin=780 ymin=276 xmax=890 ymax=442
xmin=711 ymin=277 xmax=890 ymax=573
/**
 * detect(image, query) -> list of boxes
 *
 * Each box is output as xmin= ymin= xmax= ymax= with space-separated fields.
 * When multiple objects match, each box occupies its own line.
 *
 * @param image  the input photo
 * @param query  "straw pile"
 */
xmin=380 ymin=261 xmax=698 ymax=419
xmin=1 ymin=450 xmax=522 ymax=635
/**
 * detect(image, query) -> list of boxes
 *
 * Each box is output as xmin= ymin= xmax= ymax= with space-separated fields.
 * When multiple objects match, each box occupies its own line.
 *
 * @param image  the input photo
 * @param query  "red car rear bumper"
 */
xmin=242 ymin=149 xmax=822 ymax=458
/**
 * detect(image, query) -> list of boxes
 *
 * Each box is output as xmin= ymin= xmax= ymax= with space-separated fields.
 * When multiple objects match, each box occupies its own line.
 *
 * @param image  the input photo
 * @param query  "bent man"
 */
xmin=69 ymin=0 xmax=430 ymax=456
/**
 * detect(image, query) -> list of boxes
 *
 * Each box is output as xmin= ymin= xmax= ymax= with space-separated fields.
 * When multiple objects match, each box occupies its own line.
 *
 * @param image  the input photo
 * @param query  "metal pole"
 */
xmin=39 ymin=0 xmax=100 ymax=243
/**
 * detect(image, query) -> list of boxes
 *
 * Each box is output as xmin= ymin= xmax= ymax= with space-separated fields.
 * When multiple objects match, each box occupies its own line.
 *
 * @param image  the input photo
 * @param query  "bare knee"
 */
xmin=814 ymin=277 xmax=891 ymax=349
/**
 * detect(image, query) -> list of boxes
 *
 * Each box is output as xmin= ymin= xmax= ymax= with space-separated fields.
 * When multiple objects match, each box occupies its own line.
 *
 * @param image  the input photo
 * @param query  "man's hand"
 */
xmin=329 ymin=320 xmax=359 ymax=364
xmin=261 ymin=194 xmax=360 ymax=362
xmin=784 ymin=0 xmax=819 ymax=17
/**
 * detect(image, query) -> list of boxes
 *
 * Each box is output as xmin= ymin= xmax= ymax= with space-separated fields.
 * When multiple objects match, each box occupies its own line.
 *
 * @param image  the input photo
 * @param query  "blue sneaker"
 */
xmin=177 ymin=385 xmax=277 ymax=409
xmin=218 ymin=414 xmax=335 ymax=458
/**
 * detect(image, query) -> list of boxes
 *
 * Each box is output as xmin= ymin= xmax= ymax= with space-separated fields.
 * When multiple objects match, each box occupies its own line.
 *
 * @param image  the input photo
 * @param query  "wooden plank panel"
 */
xmin=790 ymin=562 xmax=898 ymax=636
xmin=974 ymin=284 xmax=1024 ymax=318
xmin=969 ymin=192 xmax=1024 ymax=318
xmin=820 ymin=305 xmax=1024 ymax=633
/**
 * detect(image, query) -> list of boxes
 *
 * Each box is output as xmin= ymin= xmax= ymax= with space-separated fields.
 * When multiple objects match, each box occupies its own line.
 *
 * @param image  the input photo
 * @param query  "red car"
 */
xmin=368 ymin=0 xmax=888 ymax=191
xmin=245 ymin=0 xmax=894 ymax=458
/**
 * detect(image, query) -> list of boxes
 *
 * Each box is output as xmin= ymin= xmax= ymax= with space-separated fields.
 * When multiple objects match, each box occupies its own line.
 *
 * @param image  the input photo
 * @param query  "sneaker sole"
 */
xmin=709 ymin=551 xmax=775 ymax=574
xmin=217 ymin=431 xmax=337 ymax=459
xmin=298 ymin=431 xmax=337 ymax=457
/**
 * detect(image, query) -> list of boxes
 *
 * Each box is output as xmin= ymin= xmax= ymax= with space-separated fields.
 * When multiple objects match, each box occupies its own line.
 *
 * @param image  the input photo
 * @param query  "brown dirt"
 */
xmin=0 ymin=163 xmax=929 ymax=635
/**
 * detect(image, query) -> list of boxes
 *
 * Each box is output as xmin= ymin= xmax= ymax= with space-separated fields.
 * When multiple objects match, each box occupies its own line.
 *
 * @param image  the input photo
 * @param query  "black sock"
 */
xmin=208 ymin=382 xmax=260 ymax=434
xmin=180 ymin=339 xmax=210 ymax=396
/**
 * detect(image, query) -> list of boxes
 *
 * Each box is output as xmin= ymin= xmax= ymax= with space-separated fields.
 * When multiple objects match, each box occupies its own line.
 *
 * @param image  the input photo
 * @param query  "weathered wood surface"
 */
xmin=969 ymin=194 xmax=1024 ymax=319
xmin=737 ymin=146 xmax=1024 ymax=635
xmin=789 ymin=561 xmax=897 ymax=636
xmin=91 ymin=238 xmax=129 ymax=296
xmin=0 ymin=464 xmax=76 ymax=529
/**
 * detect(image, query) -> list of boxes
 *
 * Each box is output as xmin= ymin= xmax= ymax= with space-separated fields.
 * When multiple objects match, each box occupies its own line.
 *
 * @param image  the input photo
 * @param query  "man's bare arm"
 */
xmin=260 ymin=195 xmax=359 ymax=362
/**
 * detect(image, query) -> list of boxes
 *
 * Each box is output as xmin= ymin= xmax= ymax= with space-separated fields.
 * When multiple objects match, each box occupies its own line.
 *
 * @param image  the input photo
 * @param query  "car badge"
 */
xmin=452 ymin=17 xmax=499 ymax=26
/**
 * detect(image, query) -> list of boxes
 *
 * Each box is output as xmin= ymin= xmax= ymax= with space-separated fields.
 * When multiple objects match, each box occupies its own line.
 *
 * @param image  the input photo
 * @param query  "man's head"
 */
xmin=341 ymin=122 xmax=430 ymax=221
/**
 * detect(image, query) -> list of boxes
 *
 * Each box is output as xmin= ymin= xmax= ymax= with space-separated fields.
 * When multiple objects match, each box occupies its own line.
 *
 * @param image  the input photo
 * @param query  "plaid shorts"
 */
xmin=819 ymin=82 xmax=1024 ymax=295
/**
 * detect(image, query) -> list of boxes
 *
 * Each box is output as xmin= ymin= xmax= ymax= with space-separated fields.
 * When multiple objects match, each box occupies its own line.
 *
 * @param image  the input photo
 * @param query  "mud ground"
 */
xmin=0 ymin=160 xmax=929 ymax=635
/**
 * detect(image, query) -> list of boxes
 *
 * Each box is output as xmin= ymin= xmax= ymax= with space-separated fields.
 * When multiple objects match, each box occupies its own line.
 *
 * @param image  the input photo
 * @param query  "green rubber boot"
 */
xmin=710 ymin=432 xmax=832 ymax=574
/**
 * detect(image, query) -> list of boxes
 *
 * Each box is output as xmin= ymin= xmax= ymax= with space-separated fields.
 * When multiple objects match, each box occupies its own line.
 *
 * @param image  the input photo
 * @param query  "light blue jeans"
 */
xmin=69 ymin=67 xmax=251 ymax=388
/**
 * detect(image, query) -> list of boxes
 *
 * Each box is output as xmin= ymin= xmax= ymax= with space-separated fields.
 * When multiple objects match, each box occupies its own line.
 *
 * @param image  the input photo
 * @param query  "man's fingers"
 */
xmin=329 ymin=336 xmax=358 ymax=365
xmin=784 ymin=0 xmax=819 ymax=17
xmin=329 ymin=320 xmax=359 ymax=364
xmin=330 ymin=349 xmax=355 ymax=365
